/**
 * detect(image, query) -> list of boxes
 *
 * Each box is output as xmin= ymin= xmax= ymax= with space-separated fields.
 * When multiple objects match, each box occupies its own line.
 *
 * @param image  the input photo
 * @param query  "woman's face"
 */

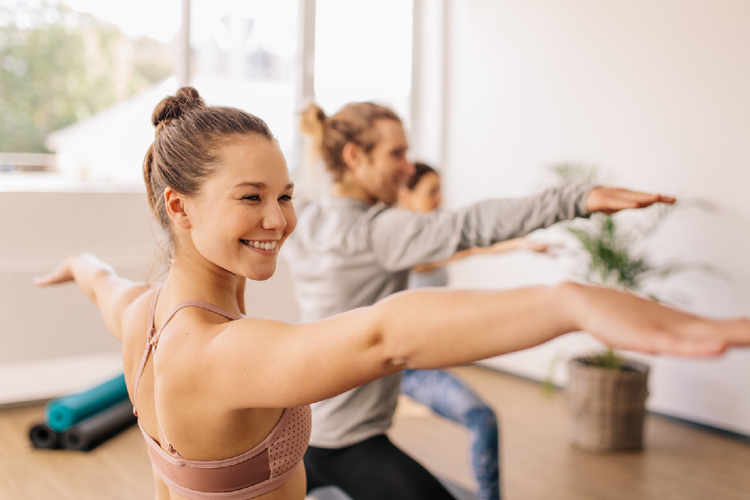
xmin=184 ymin=136 xmax=296 ymax=281
xmin=399 ymin=171 xmax=442 ymax=214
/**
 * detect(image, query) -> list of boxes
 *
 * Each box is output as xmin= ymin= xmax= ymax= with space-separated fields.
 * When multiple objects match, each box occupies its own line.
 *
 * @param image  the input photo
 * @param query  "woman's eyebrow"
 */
xmin=232 ymin=182 xmax=295 ymax=190
xmin=233 ymin=181 xmax=266 ymax=189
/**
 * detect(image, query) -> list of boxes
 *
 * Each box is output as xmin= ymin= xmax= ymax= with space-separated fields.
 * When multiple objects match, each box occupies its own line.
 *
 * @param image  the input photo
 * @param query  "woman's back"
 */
xmin=121 ymin=288 xmax=310 ymax=499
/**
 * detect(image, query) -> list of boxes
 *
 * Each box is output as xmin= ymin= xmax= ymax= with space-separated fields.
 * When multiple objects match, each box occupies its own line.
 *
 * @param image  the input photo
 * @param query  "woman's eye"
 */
xmin=279 ymin=194 xmax=293 ymax=202
xmin=242 ymin=195 xmax=261 ymax=201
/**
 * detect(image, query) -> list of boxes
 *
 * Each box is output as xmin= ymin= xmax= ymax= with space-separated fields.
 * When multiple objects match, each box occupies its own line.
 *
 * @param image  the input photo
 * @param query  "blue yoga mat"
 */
xmin=45 ymin=373 xmax=129 ymax=433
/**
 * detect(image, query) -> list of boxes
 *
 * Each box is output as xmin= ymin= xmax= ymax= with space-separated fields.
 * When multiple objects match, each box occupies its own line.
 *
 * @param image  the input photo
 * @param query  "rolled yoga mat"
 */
xmin=45 ymin=373 xmax=129 ymax=433
xmin=61 ymin=399 xmax=137 ymax=451
xmin=28 ymin=423 xmax=62 ymax=450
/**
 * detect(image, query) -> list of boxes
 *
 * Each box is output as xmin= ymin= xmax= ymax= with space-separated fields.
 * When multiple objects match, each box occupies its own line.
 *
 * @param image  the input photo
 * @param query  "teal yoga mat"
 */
xmin=45 ymin=373 xmax=129 ymax=433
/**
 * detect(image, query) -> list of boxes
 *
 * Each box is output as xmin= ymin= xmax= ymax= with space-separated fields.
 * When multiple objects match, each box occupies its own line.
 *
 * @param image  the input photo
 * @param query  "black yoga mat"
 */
xmin=29 ymin=423 xmax=61 ymax=450
xmin=61 ymin=399 xmax=137 ymax=451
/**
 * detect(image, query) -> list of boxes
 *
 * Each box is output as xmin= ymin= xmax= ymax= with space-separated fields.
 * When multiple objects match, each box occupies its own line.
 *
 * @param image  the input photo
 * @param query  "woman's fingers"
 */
xmin=574 ymin=284 xmax=750 ymax=356
xmin=641 ymin=330 xmax=727 ymax=357
xmin=527 ymin=242 xmax=563 ymax=254
xmin=34 ymin=271 xmax=68 ymax=287
xmin=595 ymin=323 xmax=725 ymax=357
xmin=34 ymin=260 xmax=75 ymax=287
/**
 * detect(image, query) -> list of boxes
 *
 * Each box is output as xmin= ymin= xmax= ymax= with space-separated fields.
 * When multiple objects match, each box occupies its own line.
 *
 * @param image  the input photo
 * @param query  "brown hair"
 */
xmin=299 ymin=102 xmax=401 ymax=182
xmin=143 ymin=87 xmax=273 ymax=247
xmin=405 ymin=161 xmax=437 ymax=190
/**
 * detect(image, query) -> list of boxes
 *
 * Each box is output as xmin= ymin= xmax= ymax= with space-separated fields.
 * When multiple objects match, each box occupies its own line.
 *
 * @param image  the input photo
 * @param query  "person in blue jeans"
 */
xmin=398 ymin=162 xmax=555 ymax=500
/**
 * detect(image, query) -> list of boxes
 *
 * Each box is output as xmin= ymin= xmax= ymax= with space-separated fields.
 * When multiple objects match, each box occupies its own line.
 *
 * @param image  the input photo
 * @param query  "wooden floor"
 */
xmin=390 ymin=366 xmax=750 ymax=500
xmin=1 ymin=365 xmax=748 ymax=500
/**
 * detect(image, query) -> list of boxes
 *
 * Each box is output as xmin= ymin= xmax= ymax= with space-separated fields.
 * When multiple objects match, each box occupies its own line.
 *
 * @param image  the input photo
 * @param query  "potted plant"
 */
xmin=553 ymin=164 xmax=716 ymax=452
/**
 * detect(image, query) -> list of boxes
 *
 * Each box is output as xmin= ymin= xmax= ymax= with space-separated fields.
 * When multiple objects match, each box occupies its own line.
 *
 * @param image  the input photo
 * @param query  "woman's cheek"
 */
xmin=285 ymin=207 xmax=298 ymax=235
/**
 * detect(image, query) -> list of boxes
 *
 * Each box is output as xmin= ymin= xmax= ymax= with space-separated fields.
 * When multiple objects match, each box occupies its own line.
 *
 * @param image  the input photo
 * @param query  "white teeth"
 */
xmin=246 ymin=240 xmax=277 ymax=250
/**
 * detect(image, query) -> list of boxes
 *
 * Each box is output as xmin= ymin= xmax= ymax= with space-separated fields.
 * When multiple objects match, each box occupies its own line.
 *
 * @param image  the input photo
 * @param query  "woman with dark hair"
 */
xmin=36 ymin=89 xmax=750 ymax=500
xmin=286 ymin=101 xmax=741 ymax=500
xmin=397 ymin=161 xmax=556 ymax=500
xmin=400 ymin=162 xmax=555 ymax=283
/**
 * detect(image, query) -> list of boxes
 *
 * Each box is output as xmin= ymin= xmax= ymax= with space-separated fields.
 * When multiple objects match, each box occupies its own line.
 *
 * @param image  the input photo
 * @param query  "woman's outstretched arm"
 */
xmin=34 ymin=253 xmax=148 ymax=340
xmin=412 ymin=237 xmax=558 ymax=273
xmin=207 ymin=283 xmax=750 ymax=409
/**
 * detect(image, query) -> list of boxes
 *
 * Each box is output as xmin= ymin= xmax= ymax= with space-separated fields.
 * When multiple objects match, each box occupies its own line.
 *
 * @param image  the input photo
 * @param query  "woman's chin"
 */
xmin=244 ymin=265 xmax=277 ymax=282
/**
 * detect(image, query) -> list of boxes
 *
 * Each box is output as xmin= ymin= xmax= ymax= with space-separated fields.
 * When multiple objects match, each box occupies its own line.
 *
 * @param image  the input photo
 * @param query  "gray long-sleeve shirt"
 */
xmin=283 ymin=183 xmax=593 ymax=448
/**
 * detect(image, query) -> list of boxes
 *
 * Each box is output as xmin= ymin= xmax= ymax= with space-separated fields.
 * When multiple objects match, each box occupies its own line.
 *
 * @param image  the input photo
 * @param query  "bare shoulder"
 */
xmin=215 ymin=315 xmax=295 ymax=340
xmin=120 ymin=284 xmax=160 ymax=336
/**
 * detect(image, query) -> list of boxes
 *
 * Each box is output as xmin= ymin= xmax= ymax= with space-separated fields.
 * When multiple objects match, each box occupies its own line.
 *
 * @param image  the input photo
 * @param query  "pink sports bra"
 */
xmin=132 ymin=288 xmax=311 ymax=500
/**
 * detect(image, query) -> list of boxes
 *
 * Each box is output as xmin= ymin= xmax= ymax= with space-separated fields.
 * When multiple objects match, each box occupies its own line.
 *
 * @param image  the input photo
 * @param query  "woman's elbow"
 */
xmin=369 ymin=300 xmax=413 ymax=369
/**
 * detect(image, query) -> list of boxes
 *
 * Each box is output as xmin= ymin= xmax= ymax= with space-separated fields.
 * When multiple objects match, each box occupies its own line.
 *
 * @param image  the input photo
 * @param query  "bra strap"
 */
xmin=132 ymin=287 xmax=162 ymax=416
xmin=148 ymin=298 xmax=243 ymax=456
xmin=151 ymin=300 xmax=242 ymax=346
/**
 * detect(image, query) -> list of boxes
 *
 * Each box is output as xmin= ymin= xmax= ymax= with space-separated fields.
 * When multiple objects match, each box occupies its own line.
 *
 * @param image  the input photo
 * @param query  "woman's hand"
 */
xmin=585 ymin=187 xmax=675 ymax=214
xmin=514 ymin=240 xmax=556 ymax=254
xmin=566 ymin=283 xmax=750 ymax=356
xmin=34 ymin=254 xmax=83 ymax=287
xmin=34 ymin=252 xmax=146 ymax=342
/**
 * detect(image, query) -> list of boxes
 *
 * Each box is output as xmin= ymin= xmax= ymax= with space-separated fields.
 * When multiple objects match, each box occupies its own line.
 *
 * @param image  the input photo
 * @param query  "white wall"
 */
xmin=0 ymin=188 xmax=299 ymax=404
xmin=435 ymin=0 xmax=750 ymax=435
xmin=0 ymin=190 xmax=156 ymax=365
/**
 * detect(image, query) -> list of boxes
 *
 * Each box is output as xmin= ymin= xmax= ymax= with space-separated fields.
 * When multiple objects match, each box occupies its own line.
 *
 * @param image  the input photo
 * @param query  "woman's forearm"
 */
xmin=376 ymin=283 xmax=577 ymax=369
xmin=373 ymin=282 xmax=748 ymax=371
xmin=68 ymin=253 xmax=118 ymax=306
xmin=412 ymin=248 xmax=476 ymax=273
xmin=36 ymin=253 xmax=145 ymax=341
xmin=412 ymin=238 xmax=538 ymax=273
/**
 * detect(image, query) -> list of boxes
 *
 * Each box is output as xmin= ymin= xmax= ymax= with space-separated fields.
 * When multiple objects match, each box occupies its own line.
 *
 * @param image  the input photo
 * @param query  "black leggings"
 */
xmin=305 ymin=434 xmax=457 ymax=500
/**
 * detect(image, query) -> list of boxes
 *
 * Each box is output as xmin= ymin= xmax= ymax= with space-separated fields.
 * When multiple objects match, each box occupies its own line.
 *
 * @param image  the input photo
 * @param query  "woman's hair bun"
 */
xmin=152 ymin=86 xmax=205 ymax=130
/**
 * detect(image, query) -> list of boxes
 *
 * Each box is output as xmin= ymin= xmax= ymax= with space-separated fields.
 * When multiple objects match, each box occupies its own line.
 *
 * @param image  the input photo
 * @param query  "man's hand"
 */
xmin=585 ymin=187 xmax=675 ymax=215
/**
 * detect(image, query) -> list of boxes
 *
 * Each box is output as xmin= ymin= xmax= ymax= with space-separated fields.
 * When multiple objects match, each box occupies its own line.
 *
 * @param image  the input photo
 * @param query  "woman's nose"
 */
xmin=261 ymin=202 xmax=287 ymax=231
xmin=402 ymin=160 xmax=415 ymax=180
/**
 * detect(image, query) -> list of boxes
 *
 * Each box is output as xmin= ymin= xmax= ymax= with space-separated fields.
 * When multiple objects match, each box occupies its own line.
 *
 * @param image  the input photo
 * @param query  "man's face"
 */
xmin=352 ymin=119 xmax=414 ymax=205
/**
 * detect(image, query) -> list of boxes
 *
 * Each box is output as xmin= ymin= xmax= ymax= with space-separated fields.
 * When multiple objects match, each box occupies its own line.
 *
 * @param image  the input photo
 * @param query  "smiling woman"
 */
xmin=34 ymin=87 xmax=750 ymax=500
xmin=162 ymin=136 xmax=296 ymax=282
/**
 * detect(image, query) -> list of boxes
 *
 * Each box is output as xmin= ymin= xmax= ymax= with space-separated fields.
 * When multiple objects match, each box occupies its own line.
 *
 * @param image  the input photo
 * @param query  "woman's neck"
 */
xmin=162 ymin=252 xmax=246 ymax=317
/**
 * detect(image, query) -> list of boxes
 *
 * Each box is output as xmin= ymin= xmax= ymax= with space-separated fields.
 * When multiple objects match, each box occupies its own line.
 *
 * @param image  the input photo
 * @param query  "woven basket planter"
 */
xmin=566 ymin=357 xmax=650 ymax=452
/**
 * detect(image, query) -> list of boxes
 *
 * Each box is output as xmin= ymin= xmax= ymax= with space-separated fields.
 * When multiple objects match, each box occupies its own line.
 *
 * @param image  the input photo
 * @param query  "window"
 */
xmin=0 ymin=0 xmax=413 ymax=187
xmin=0 ymin=0 xmax=180 ymax=184
xmin=314 ymin=0 xmax=413 ymax=122
xmin=190 ymin=0 xmax=299 ymax=164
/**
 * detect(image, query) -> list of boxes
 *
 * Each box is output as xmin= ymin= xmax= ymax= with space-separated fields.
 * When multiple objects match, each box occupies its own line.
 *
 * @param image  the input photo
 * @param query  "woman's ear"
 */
xmin=164 ymin=187 xmax=191 ymax=229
